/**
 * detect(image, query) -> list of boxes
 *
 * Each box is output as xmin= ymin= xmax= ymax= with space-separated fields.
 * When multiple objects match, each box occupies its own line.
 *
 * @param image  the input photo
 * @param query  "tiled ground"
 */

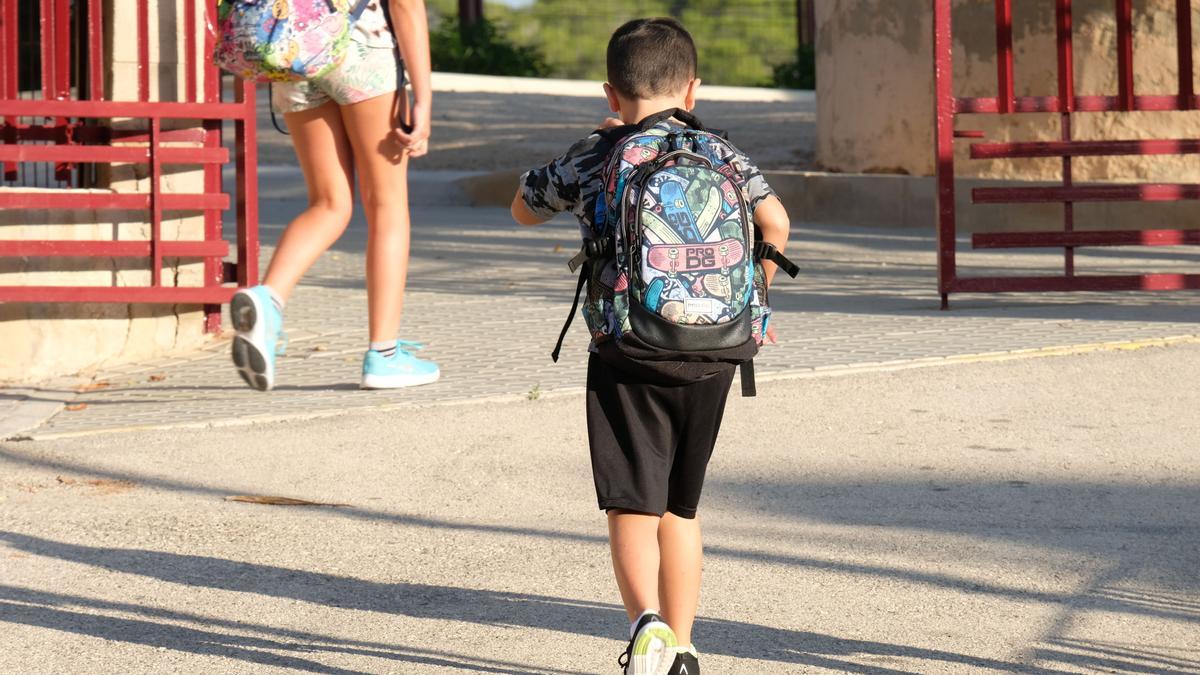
xmin=14 ymin=203 xmax=1200 ymax=438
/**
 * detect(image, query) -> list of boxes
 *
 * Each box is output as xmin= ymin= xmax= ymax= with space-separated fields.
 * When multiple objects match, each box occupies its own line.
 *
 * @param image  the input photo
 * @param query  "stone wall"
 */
xmin=1 ymin=0 xmax=213 ymax=383
xmin=816 ymin=0 xmax=1200 ymax=181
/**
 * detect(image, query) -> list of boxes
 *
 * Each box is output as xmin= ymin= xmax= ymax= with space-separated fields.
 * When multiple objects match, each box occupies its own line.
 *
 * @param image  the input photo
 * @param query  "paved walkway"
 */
xmin=8 ymin=187 xmax=1199 ymax=439
xmin=254 ymin=87 xmax=818 ymax=171
xmin=4 ymin=343 xmax=1199 ymax=673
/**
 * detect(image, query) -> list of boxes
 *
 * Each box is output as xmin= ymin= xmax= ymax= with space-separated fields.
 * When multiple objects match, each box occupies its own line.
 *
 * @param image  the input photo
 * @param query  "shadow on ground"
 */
xmin=256 ymin=205 xmax=1200 ymax=324
xmin=3 ymin=445 xmax=1197 ymax=673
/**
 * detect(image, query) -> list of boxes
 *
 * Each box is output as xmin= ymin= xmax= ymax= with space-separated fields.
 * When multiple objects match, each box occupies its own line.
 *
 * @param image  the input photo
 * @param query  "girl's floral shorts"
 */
xmin=272 ymin=40 xmax=401 ymax=113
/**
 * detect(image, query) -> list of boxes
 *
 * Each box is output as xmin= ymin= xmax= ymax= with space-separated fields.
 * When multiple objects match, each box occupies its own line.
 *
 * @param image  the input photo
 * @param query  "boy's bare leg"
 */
xmin=339 ymin=92 xmax=412 ymax=343
xmin=262 ymin=102 xmax=355 ymax=300
xmin=658 ymin=512 xmax=702 ymax=646
xmin=608 ymin=510 xmax=662 ymax=621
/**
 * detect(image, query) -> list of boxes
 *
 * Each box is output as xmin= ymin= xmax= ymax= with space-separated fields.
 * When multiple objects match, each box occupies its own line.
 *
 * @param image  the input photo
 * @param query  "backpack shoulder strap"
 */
xmin=349 ymin=0 xmax=371 ymax=20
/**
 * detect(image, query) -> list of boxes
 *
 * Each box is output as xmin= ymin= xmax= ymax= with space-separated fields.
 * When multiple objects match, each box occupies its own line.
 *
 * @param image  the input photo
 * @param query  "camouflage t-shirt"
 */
xmin=519 ymin=119 xmax=775 ymax=237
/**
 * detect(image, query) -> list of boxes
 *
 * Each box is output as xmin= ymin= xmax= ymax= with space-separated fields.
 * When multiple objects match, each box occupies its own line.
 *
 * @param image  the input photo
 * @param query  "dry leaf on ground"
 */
xmin=225 ymin=495 xmax=348 ymax=507
xmin=76 ymin=380 xmax=111 ymax=393
xmin=64 ymin=404 xmax=88 ymax=412
xmin=54 ymin=476 xmax=136 ymax=495
xmin=148 ymin=373 xmax=167 ymax=382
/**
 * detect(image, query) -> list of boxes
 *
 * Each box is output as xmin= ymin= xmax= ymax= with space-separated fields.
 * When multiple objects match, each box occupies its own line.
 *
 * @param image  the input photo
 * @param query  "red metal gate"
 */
xmin=934 ymin=0 xmax=1200 ymax=309
xmin=0 ymin=0 xmax=258 ymax=332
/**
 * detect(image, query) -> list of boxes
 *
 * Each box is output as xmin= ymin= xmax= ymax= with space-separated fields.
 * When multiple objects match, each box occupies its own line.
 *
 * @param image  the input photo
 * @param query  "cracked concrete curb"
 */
xmin=0 ymin=391 xmax=71 ymax=441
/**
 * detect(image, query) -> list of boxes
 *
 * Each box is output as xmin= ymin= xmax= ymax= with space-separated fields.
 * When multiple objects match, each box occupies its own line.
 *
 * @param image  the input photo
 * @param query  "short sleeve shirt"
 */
xmin=519 ymin=120 xmax=775 ymax=236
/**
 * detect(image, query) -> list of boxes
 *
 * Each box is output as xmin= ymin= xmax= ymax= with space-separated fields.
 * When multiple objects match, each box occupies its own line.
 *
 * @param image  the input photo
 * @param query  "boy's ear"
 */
xmin=684 ymin=78 xmax=701 ymax=111
xmin=603 ymin=83 xmax=621 ymax=114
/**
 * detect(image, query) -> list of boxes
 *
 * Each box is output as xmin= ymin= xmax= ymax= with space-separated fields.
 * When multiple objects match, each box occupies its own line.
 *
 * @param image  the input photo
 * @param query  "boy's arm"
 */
xmin=511 ymin=132 xmax=607 ymax=227
xmin=753 ymin=195 xmax=791 ymax=288
xmin=511 ymin=190 xmax=550 ymax=226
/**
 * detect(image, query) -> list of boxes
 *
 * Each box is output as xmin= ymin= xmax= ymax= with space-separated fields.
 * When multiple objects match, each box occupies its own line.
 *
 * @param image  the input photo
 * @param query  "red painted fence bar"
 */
xmin=933 ymin=0 xmax=1200 ymax=307
xmin=971 ymin=139 xmax=1200 ymax=159
xmin=974 ymin=184 xmax=1200 ymax=204
xmin=0 ymin=193 xmax=230 ymax=211
xmin=1 ymin=240 xmax=229 ymax=258
xmin=956 ymin=94 xmax=1200 ymax=113
xmin=0 ymin=145 xmax=229 ymax=164
xmin=974 ymin=229 xmax=1200 ymax=249
xmin=0 ymin=0 xmax=259 ymax=330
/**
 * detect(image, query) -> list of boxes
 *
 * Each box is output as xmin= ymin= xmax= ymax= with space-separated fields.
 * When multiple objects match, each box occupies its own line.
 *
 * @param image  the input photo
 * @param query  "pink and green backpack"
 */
xmin=213 ymin=0 xmax=371 ymax=82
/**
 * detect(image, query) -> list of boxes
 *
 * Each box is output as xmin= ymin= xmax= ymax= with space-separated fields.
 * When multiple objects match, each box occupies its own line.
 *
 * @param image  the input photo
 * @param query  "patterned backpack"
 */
xmin=213 ymin=0 xmax=371 ymax=82
xmin=553 ymin=109 xmax=798 ymax=396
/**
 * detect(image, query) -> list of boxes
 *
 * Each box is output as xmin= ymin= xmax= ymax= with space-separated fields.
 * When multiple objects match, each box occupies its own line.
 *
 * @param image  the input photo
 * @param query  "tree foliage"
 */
xmin=430 ymin=14 xmax=550 ymax=77
xmin=429 ymin=1 xmax=813 ymax=89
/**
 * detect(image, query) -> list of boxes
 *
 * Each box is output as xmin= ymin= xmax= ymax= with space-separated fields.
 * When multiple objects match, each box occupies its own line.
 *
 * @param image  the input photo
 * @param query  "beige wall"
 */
xmin=0 ymin=0 xmax=213 ymax=383
xmin=816 ymin=0 xmax=1200 ymax=181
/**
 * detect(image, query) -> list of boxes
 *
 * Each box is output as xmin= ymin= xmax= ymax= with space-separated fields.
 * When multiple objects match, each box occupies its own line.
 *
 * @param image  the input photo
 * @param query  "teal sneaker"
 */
xmin=230 ymin=286 xmax=285 ymax=391
xmin=361 ymin=342 xmax=440 ymax=389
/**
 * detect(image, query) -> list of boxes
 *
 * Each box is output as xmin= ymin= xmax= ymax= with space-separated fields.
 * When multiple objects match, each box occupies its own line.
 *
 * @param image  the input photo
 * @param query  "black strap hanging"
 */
xmin=267 ymin=84 xmax=289 ymax=135
xmin=754 ymin=241 xmax=800 ymax=278
xmin=551 ymin=263 xmax=589 ymax=363
xmin=740 ymin=360 xmax=757 ymax=397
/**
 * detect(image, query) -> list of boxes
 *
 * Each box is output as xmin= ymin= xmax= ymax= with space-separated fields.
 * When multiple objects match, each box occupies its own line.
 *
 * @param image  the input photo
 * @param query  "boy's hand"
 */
xmin=765 ymin=324 xmax=778 ymax=345
xmin=599 ymin=117 xmax=624 ymax=130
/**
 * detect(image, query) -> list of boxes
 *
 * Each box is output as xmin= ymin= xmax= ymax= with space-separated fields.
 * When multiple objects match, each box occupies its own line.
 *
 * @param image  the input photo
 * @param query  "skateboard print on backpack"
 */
xmin=632 ymin=164 xmax=752 ymax=328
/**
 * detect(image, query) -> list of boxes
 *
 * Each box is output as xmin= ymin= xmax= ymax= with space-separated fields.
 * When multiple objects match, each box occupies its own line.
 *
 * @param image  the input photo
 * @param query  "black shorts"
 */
xmin=585 ymin=351 xmax=736 ymax=519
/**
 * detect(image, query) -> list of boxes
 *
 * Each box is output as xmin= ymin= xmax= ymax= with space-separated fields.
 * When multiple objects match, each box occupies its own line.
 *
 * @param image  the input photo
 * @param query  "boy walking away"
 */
xmin=511 ymin=18 xmax=797 ymax=675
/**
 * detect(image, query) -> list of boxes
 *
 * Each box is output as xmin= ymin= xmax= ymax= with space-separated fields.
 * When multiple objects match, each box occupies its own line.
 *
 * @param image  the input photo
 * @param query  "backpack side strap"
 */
xmin=553 ymin=239 xmax=614 ymax=362
xmin=551 ymin=263 xmax=589 ymax=363
xmin=754 ymin=241 xmax=800 ymax=278
xmin=350 ymin=0 xmax=371 ymax=20
xmin=740 ymin=360 xmax=757 ymax=397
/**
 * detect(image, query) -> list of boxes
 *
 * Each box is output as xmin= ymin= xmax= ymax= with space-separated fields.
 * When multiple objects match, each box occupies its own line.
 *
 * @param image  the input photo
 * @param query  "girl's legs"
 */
xmin=338 ymin=92 xmax=411 ymax=343
xmin=658 ymin=512 xmax=702 ymax=646
xmin=262 ymin=102 xmax=356 ymax=301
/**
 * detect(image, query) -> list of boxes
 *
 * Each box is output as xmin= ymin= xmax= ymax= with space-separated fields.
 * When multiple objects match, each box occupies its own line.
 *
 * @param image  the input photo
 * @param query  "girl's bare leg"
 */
xmin=338 ymin=92 xmax=411 ymax=343
xmin=262 ymin=102 xmax=355 ymax=301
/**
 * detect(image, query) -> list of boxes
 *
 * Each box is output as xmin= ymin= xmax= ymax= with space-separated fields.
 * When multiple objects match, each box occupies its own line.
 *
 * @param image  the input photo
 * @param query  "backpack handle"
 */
xmin=635 ymin=108 xmax=706 ymax=132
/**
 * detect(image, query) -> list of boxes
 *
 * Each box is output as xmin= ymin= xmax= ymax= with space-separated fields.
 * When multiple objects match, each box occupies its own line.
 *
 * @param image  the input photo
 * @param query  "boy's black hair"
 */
xmin=606 ymin=18 xmax=698 ymax=100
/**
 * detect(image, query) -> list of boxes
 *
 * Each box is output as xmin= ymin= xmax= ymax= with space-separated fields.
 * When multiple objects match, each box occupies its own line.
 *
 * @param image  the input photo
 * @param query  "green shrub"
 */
xmin=772 ymin=45 xmax=816 ymax=90
xmin=430 ymin=16 xmax=550 ymax=78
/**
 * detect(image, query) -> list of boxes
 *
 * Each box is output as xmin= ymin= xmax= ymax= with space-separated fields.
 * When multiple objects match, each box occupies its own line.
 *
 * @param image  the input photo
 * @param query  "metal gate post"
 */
xmin=0 ymin=0 xmax=260 ymax=322
xmin=933 ymin=0 xmax=957 ymax=310
xmin=933 ymin=0 xmax=1200 ymax=305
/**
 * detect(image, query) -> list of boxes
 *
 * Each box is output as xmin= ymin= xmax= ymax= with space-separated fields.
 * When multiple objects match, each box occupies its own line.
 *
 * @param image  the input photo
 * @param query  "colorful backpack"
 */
xmin=553 ymin=109 xmax=798 ymax=396
xmin=213 ymin=0 xmax=371 ymax=82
